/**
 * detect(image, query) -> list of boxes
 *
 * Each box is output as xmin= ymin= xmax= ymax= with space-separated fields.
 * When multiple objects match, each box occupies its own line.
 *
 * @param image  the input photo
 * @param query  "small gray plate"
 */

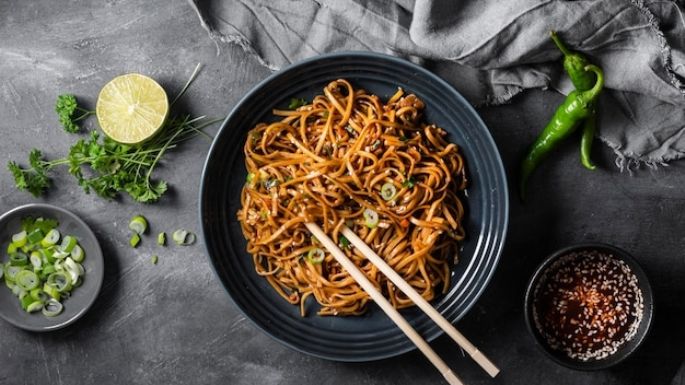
xmin=0 ymin=203 xmax=104 ymax=332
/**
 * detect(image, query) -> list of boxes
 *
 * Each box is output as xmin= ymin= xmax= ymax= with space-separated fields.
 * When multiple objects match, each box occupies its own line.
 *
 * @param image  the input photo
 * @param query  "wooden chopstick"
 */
xmin=341 ymin=225 xmax=500 ymax=378
xmin=305 ymin=223 xmax=463 ymax=385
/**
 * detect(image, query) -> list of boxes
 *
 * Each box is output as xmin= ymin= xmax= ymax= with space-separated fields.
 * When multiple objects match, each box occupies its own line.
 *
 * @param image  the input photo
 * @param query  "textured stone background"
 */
xmin=1 ymin=1 xmax=683 ymax=384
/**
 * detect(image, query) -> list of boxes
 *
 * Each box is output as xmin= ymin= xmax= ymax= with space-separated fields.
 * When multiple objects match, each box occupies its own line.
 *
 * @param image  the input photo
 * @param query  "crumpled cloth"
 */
xmin=188 ymin=0 xmax=685 ymax=168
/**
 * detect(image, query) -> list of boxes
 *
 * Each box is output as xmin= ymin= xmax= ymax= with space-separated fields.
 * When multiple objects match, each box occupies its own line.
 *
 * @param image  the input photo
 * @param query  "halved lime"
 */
xmin=96 ymin=73 xmax=169 ymax=144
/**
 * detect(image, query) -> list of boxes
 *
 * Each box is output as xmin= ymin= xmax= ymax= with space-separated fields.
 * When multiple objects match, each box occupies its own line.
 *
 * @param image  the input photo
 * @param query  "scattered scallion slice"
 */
xmin=130 ymin=233 xmax=141 ymax=248
xmin=27 ymin=229 xmax=44 ymax=244
xmin=380 ymin=183 xmax=397 ymax=201
xmin=129 ymin=215 xmax=148 ymax=234
xmin=307 ymin=248 xmax=325 ymax=264
xmin=4 ymin=264 xmax=22 ymax=281
xmin=157 ymin=232 xmax=166 ymax=246
xmin=20 ymin=294 xmax=34 ymax=310
xmin=9 ymin=252 xmax=28 ymax=266
xmin=16 ymin=270 xmax=39 ymax=290
xmin=41 ymin=229 xmax=60 ymax=247
xmin=151 ymin=255 xmax=158 ymax=265
xmin=52 ymin=249 xmax=70 ymax=260
xmin=26 ymin=301 xmax=43 ymax=313
xmin=172 ymin=229 xmax=195 ymax=246
xmin=43 ymin=283 xmax=60 ymax=300
xmin=30 ymin=251 xmax=42 ymax=269
xmin=11 ymin=231 xmax=27 ymax=248
xmin=42 ymin=299 xmax=63 ymax=317
xmin=70 ymin=245 xmax=84 ymax=262
xmin=60 ymin=235 xmax=77 ymax=253
xmin=30 ymin=288 xmax=46 ymax=302
xmin=47 ymin=272 xmax=71 ymax=292
xmin=363 ymin=208 xmax=379 ymax=228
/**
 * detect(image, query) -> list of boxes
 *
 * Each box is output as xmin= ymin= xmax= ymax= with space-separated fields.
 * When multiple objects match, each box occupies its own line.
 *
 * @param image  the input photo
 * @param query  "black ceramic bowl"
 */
xmin=200 ymin=52 xmax=509 ymax=361
xmin=524 ymin=243 xmax=654 ymax=370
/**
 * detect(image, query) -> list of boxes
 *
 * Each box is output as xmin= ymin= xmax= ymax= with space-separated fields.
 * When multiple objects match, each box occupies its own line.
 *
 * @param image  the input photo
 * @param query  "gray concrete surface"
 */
xmin=1 ymin=1 xmax=683 ymax=384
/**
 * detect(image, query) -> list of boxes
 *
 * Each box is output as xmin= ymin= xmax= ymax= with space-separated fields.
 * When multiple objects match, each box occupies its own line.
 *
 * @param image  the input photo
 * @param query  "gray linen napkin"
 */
xmin=188 ymin=0 xmax=685 ymax=168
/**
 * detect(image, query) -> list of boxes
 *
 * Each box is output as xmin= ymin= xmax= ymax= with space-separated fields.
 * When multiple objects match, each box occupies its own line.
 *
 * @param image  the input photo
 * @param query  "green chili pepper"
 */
xmin=551 ymin=31 xmax=599 ymax=170
xmin=551 ymin=31 xmax=596 ymax=91
xmin=519 ymin=65 xmax=604 ymax=199
xmin=580 ymin=112 xmax=597 ymax=170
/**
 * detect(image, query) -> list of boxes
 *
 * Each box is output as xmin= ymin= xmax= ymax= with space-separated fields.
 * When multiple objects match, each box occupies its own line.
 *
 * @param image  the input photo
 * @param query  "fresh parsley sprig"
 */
xmin=55 ymin=94 xmax=95 ymax=133
xmin=8 ymin=116 xmax=219 ymax=203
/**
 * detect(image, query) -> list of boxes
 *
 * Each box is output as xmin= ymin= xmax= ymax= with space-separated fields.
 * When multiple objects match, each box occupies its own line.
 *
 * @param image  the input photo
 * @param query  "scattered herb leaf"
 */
xmin=288 ymin=98 xmax=307 ymax=109
xmin=55 ymin=94 xmax=94 ymax=133
xmin=339 ymin=235 xmax=350 ymax=249
xmin=402 ymin=176 xmax=416 ymax=189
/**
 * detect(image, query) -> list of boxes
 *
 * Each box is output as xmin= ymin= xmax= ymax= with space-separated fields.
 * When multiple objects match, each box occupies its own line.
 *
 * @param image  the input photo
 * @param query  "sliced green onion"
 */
xmin=30 ymin=288 xmax=47 ymax=302
xmin=42 ymin=299 xmax=63 ymax=317
xmin=363 ymin=208 xmax=379 ymax=228
xmin=70 ymin=245 xmax=84 ymax=262
xmin=12 ymin=284 xmax=24 ymax=297
xmin=11 ymin=231 xmax=27 ymax=248
xmin=4 ymin=264 xmax=22 ymax=281
xmin=27 ymin=228 xmax=44 ymax=244
xmin=16 ymin=270 xmax=39 ymax=290
xmin=26 ymin=301 xmax=43 ymax=313
xmin=43 ymin=283 xmax=60 ymax=300
xmin=151 ymin=255 xmax=158 ymax=265
xmin=41 ymin=229 xmax=60 ymax=247
xmin=172 ymin=230 xmax=195 ymax=246
xmin=130 ymin=233 xmax=141 ymax=248
xmin=246 ymin=172 xmax=255 ymax=184
xmin=59 ymin=235 xmax=78 ymax=253
xmin=52 ymin=249 xmax=70 ymax=260
xmin=380 ymin=183 xmax=397 ymax=201
xmin=30 ymin=251 xmax=42 ymax=269
xmin=43 ymin=246 xmax=57 ymax=264
xmin=40 ymin=265 xmax=56 ymax=279
xmin=20 ymin=294 xmax=34 ymax=309
xmin=47 ymin=272 xmax=71 ymax=292
xmin=6 ymin=242 xmax=18 ymax=254
xmin=157 ymin=232 xmax=166 ymax=246
xmin=64 ymin=258 xmax=83 ymax=284
xmin=307 ymin=248 xmax=325 ymax=264
xmin=128 ymin=215 xmax=148 ymax=234
xmin=9 ymin=252 xmax=28 ymax=266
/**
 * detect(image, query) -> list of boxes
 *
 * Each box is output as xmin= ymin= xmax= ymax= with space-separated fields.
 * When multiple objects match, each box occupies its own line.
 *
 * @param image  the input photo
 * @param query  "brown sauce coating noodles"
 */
xmin=237 ymin=79 xmax=467 ymax=316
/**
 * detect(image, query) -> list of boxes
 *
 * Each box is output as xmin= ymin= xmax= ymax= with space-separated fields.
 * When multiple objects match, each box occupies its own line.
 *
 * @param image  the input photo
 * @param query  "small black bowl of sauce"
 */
xmin=524 ymin=243 xmax=654 ymax=370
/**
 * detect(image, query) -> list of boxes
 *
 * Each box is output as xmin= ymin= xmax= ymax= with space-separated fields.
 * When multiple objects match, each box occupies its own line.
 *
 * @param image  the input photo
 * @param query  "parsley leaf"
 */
xmin=402 ymin=176 xmax=416 ymax=189
xmin=288 ymin=98 xmax=307 ymax=109
xmin=7 ymin=149 xmax=50 ymax=197
xmin=339 ymin=235 xmax=351 ymax=249
xmin=55 ymin=94 xmax=94 ymax=133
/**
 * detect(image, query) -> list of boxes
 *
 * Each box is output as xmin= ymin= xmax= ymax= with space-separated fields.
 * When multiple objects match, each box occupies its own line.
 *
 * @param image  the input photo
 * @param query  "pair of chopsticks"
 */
xmin=305 ymin=223 xmax=499 ymax=385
